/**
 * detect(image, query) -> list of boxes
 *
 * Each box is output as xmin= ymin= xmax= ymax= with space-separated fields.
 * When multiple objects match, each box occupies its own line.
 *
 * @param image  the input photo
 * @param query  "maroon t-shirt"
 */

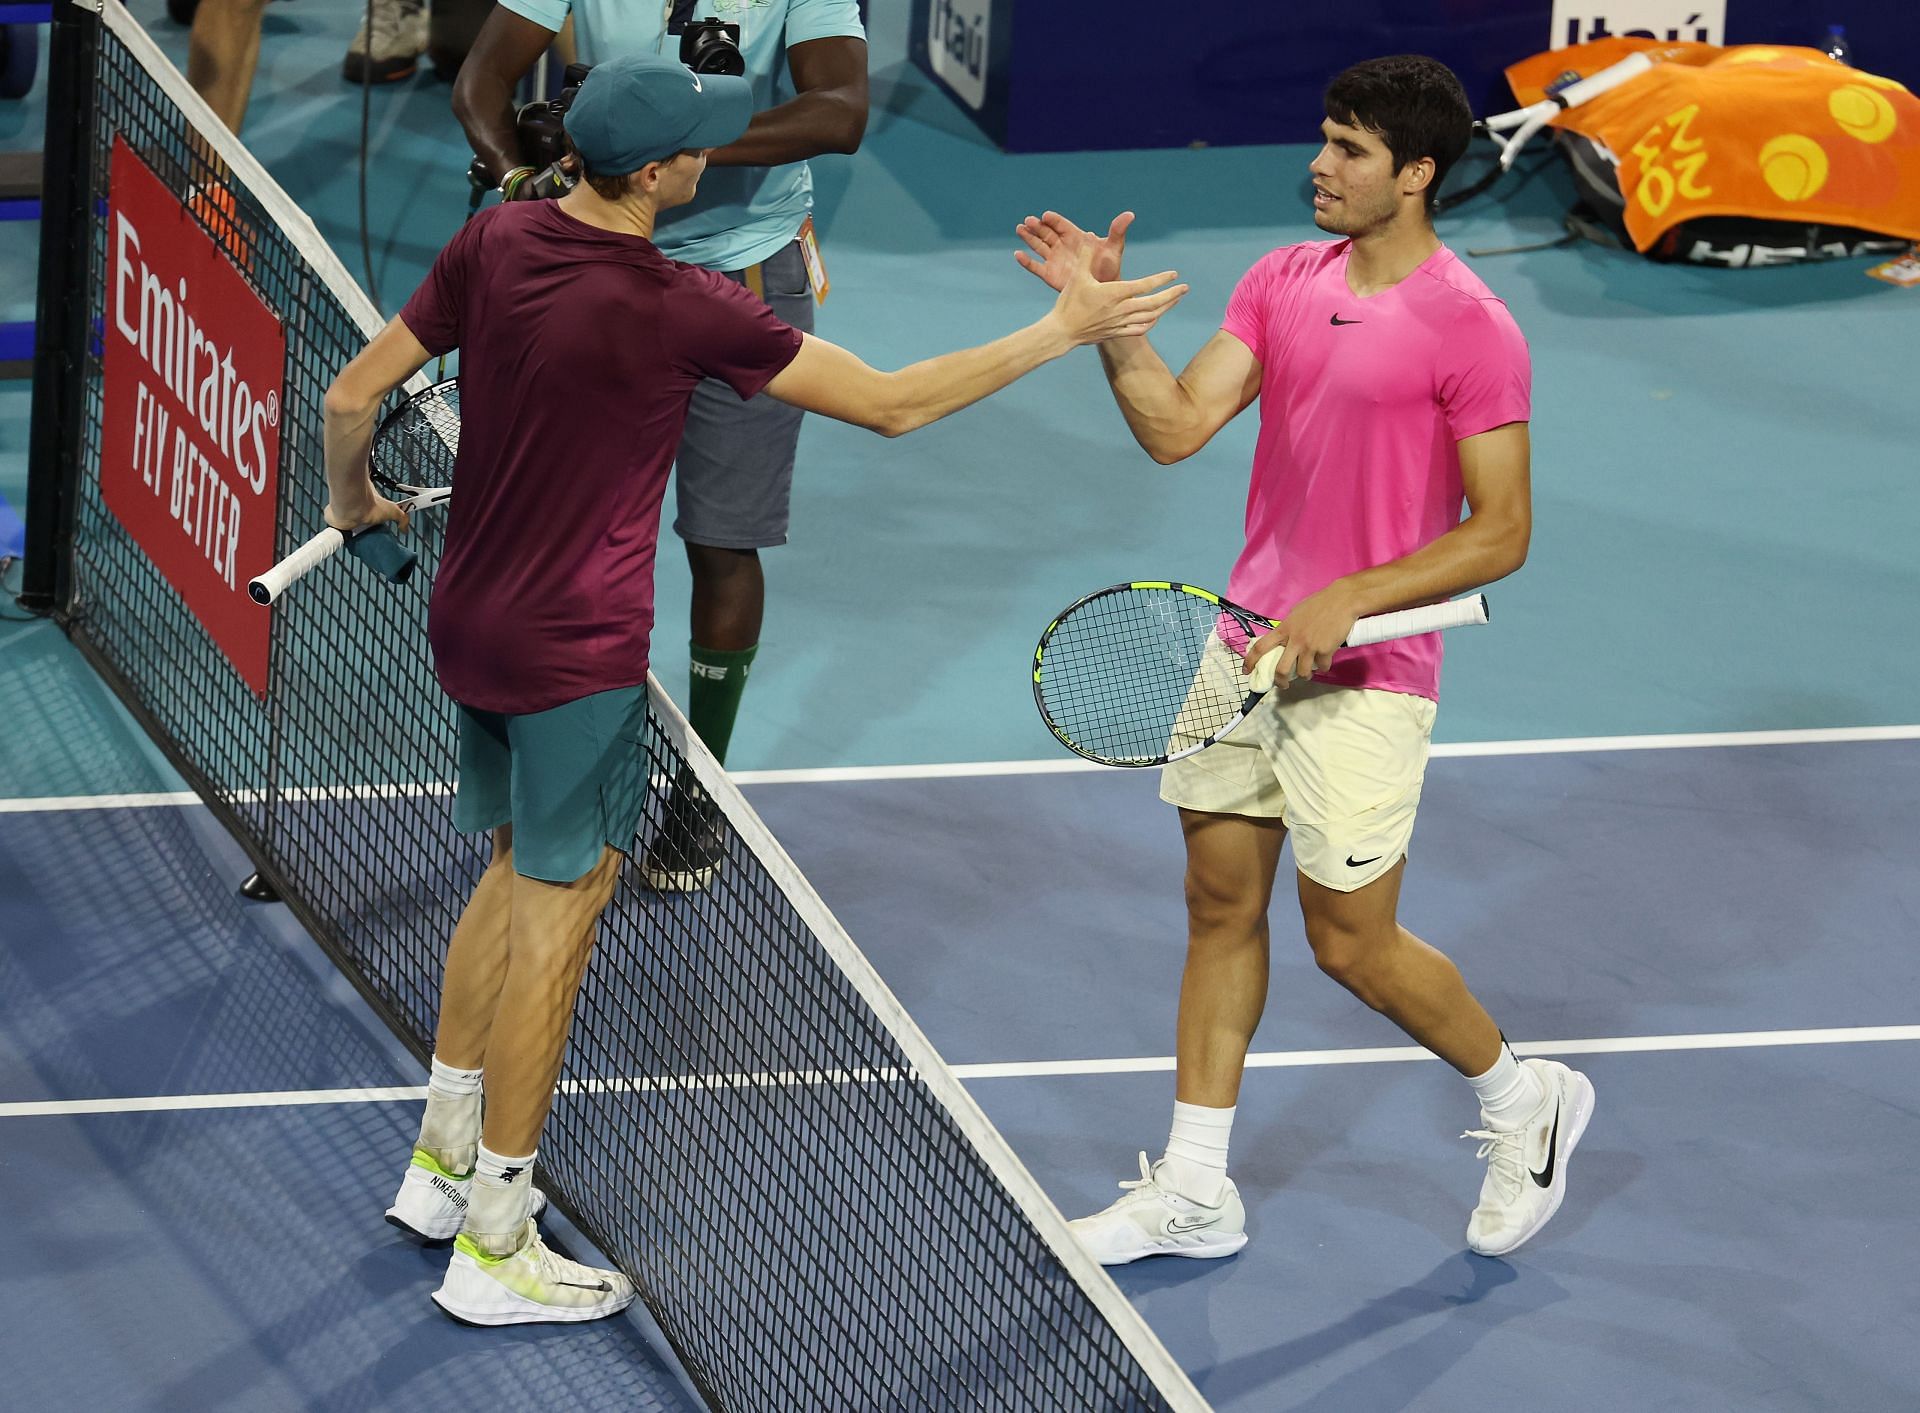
xmin=397 ymin=202 xmax=803 ymax=715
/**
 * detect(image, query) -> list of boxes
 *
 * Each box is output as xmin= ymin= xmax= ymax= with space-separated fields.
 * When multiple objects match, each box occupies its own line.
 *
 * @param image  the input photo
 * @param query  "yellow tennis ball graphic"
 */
xmin=1830 ymin=84 xmax=1898 ymax=143
xmin=1758 ymin=134 xmax=1829 ymax=201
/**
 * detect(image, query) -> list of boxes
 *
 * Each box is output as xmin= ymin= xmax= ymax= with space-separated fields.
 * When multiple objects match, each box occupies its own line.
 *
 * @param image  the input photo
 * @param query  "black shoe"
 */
xmin=640 ymin=773 xmax=722 ymax=892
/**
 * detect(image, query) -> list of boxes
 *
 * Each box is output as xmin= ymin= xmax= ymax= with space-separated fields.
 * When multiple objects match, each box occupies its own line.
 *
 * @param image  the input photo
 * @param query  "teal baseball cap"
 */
xmin=563 ymin=53 xmax=754 ymax=175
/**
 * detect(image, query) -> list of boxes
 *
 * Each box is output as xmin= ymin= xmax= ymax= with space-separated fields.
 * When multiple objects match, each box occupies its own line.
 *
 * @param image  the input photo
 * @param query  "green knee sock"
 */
xmin=687 ymin=642 xmax=759 ymax=765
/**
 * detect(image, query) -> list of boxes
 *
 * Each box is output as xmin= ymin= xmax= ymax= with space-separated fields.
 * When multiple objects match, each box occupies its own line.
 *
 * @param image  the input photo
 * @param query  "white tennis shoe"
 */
xmin=1069 ymin=1152 xmax=1248 ymax=1266
xmin=1464 ymin=1057 xmax=1596 ymax=1257
xmin=433 ymin=1220 xmax=636 ymax=1326
xmin=386 ymin=1146 xmax=546 ymax=1244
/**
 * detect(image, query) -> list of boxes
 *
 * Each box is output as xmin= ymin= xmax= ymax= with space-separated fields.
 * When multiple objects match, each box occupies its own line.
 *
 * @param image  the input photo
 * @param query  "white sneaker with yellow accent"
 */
xmin=1464 ymin=1057 xmax=1596 ymax=1257
xmin=1068 ymin=1152 xmax=1248 ymax=1266
xmin=432 ymin=1220 xmax=636 ymax=1326
xmin=386 ymin=1147 xmax=546 ymax=1244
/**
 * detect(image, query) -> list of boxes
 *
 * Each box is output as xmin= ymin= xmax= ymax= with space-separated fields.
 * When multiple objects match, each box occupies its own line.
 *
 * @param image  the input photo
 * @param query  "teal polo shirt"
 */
xmin=501 ymin=0 xmax=866 ymax=271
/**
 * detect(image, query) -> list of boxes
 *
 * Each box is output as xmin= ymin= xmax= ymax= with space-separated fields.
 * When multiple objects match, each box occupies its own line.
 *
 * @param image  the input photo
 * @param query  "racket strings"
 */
xmin=1039 ymin=588 xmax=1257 ymax=764
xmin=372 ymin=380 xmax=461 ymax=492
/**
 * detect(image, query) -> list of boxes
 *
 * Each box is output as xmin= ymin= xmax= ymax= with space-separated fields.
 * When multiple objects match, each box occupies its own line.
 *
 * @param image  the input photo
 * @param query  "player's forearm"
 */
xmin=452 ymin=66 xmax=524 ymax=185
xmin=707 ymin=89 xmax=867 ymax=166
xmin=321 ymin=384 xmax=382 ymax=520
xmin=1337 ymin=510 xmax=1530 ymax=618
xmin=876 ymin=319 xmax=1075 ymax=436
xmin=1096 ymin=337 xmax=1206 ymax=464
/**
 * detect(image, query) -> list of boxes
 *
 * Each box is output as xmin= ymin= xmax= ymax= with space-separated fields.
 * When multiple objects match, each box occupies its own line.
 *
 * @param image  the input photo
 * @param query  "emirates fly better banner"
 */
xmin=100 ymin=138 xmax=286 ymax=696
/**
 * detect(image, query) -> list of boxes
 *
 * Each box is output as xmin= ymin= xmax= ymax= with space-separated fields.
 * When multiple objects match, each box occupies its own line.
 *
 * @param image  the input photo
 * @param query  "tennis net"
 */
xmin=22 ymin=3 xmax=1207 ymax=1409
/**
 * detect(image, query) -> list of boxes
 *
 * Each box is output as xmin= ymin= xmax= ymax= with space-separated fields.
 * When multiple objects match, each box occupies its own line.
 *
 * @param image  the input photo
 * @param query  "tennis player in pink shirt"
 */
xmin=1016 ymin=55 xmax=1595 ymax=1264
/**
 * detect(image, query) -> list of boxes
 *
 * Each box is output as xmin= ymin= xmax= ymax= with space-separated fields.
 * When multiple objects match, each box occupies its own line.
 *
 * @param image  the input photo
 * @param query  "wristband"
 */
xmin=498 ymin=165 xmax=537 ymax=199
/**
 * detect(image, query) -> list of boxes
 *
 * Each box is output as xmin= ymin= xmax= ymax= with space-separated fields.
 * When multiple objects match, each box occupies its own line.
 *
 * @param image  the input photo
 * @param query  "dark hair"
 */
xmin=1323 ymin=56 xmax=1473 ymax=215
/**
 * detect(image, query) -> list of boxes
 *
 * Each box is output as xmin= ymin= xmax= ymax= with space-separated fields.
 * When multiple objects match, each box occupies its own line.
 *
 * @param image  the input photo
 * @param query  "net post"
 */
xmin=20 ymin=0 xmax=100 ymax=616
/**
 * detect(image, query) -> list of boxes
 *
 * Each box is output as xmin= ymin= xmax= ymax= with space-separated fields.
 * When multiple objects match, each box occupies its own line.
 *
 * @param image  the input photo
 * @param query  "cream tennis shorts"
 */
xmin=1159 ymin=673 xmax=1438 ymax=892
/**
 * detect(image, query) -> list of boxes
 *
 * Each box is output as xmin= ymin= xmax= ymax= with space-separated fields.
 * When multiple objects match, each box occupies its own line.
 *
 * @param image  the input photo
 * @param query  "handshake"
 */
xmin=1011 ymin=210 xmax=1185 ymax=348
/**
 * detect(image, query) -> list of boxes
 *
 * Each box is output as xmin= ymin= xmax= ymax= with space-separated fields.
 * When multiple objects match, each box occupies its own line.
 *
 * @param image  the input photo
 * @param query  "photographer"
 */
xmin=453 ymin=0 xmax=870 ymax=892
xmin=330 ymin=53 xmax=1186 ymax=1325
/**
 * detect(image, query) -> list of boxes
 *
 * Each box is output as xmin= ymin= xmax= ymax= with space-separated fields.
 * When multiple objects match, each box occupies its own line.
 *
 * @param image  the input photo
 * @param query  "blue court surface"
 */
xmin=4 ymin=1 xmax=1917 ymax=1410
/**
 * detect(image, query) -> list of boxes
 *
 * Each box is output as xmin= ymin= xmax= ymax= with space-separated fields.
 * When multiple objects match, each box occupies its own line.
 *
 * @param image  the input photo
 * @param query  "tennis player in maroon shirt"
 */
xmin=320 ymin=52 xmax=1188 ymax=1325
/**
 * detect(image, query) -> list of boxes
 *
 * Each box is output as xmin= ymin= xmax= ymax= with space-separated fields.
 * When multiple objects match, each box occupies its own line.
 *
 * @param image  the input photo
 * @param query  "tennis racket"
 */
xmin=1435 ymin=49 xmax=1661 ymax=214
xmin=1033 ymin=581 xmax=1490 ymax=767
xmin=247 ymin=377 xmax=461 ymax=606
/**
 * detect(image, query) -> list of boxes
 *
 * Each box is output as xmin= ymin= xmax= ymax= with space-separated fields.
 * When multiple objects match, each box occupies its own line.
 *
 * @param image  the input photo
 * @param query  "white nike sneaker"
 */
xmin=386 ymin=1146 xmax=546 ymax=1243
xmin=1069 ymin=1153 xmax=1248 ymax=1266
xmin=432 ymin=1220 xmax=636 ymax=1326
xmin=1464 ymin=1058 xmax=1596 ymax=1257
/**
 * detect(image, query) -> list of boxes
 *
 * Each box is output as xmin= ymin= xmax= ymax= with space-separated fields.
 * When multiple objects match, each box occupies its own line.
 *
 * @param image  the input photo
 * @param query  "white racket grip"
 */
xmin=249 ymin=525 xmax=345 ymax=606
xmin=1481 ymin=51 xmax=1656 ymax=134
xmin=1554 ymin=50 xmax=1655 ymax=108
xmin=1345 ymin=594 xmax=1489 ymax=648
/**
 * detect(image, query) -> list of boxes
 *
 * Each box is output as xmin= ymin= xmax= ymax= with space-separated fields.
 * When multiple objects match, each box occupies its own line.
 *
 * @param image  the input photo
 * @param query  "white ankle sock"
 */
xmin=428 ymin=1056 xmax=482 ymax=1098
xmin=466 ymin=1144 xmax=536 ymax=1252
xmin=1160 ymin=1101 xmax=1234 ymax=1205
xmin=1468 ymin=1048 xmax=1545 ymax=1129
xmin=417 ymin=1056 xmax=483 ymax=1164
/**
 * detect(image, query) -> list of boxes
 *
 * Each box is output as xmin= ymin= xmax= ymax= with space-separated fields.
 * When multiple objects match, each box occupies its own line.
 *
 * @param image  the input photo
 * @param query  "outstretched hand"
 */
xmin=1047 ymin=250 xmax=1188 ymax=346
xmin=1016 ymin=210 xmax=1133 ymax=290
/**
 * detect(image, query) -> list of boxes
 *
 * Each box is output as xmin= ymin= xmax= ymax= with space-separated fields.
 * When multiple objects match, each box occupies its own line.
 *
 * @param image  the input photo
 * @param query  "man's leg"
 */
xmin=1174 ymin=810 xmax=1289 ymax=1109
xmin=645 ymin=247 xmax=811 ymax=890
xmin=432 ymin=824 xmax=517 ymax=1069
xmin=1069 ymin=809 xmax=1282 ymax=1265
xmin=1296 ymin=862 xmax=1595 ymax=1257
xmin=389 ymin=826 xmax=558 ymax=1242
xmin=1296 ymin=860 xmax=1501 ymax=1075
xmin=186 ymin=0 xmax=267 ymax=134
xmin=431 ymin=847 xmax=636 ymax=1325
xmin=671 ymin=242 xmax=813 ymax=772
xmin=473 ymin=846 xmax=620 ymax=1155
xmin=684 ymin=540 xmax=764 ymax=765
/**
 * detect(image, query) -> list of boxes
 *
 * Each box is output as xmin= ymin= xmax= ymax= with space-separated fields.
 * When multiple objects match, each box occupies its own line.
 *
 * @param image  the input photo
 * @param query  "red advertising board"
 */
xmin=100 ymin=138 xmax=286 ymax=697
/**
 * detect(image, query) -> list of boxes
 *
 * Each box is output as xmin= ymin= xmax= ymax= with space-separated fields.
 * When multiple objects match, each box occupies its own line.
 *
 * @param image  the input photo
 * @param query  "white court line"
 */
xmin=5 ymin=1025 xmax=1914 ymax=1119
xmin=732 ymin=724 xmax=1920 ymax=784
xmin=953 ymin=1025 xmax=1920 ymax=1078
xmin=6 ymin=724 xmax=1917 ymax=811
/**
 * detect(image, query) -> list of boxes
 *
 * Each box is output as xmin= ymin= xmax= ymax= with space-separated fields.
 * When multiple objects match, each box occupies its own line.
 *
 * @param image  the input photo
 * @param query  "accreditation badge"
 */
xmin=797 ymin=214 xmax=829 ymax=303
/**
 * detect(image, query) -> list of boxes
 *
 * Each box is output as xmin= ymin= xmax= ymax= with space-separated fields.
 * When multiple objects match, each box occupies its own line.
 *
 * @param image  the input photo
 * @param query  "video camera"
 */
xmin=474 ymin=13 xmax=746 ymax=202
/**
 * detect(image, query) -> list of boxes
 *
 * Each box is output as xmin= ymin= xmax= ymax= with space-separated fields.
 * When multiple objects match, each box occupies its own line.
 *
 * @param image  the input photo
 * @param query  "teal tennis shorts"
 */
xmin=453 ymin=684 xmax=649 ymax=883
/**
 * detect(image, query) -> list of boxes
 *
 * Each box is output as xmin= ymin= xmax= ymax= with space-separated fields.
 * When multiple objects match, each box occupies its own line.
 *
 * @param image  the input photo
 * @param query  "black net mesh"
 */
xmin=44 ymin=8 xmax=1191 ymax=1411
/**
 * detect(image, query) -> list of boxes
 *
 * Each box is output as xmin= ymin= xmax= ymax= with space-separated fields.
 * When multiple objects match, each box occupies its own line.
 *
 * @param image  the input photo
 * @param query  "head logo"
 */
xmin=1548 ymin=1 xmax=1724 ymax=48
xmin=927 ymin=0 xmax=990 ymax=111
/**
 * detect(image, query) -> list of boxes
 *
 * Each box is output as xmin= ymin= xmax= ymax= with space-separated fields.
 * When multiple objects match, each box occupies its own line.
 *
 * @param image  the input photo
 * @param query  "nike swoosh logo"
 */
xmin=689 ymin=71 xmax=703 ymax=92
xmin=556 ymin=1279 xmax=613 ymax=1292
xmin=1330 ymin=314 xmax=1362 ymax=325
xmin=1530 ymin=1096 xmax=1563 ymax=1188
xmin=1346 ymin=854 xmax=1382 ymax=868
xmin=1165 ymin=1215 xmax=1217 ymax=1233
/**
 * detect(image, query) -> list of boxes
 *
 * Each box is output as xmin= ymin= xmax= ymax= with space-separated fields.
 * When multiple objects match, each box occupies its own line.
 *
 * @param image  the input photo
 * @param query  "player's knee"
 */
xmin=1183 ymin=866 xmax=1266 ymax=936
xmin=1306 ymin=921 xmax=1386 ymax=1005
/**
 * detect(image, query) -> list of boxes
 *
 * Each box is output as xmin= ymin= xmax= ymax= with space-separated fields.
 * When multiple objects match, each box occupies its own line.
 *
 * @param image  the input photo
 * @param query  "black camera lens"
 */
xmin=680 ymin=18 xmax=745 ymax=76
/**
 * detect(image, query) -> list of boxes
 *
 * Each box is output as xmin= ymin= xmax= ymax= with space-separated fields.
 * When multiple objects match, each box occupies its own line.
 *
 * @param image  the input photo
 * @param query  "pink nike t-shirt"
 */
xmin=1220 ymin=240 xmax=1530 ymax=701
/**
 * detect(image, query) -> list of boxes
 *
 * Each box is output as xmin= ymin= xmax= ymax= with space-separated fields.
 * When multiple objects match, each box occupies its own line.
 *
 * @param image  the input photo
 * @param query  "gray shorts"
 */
xmin=673 ymin=239 xmax=816 ymax=550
